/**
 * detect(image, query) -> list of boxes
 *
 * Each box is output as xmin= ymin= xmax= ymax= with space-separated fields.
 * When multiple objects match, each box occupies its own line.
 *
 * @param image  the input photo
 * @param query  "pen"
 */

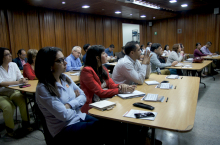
xmin=174 ymin=86 xmax=177 ymax=89
xmin=181 ymin=77 xmax=183 ymax=79
xmin=166 ymin=97 xmax=168 ymax=102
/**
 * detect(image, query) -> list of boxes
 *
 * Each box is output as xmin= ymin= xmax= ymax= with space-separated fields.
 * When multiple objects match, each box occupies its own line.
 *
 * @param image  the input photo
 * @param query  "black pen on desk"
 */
xmin=174 ymin=86 xmax=177 ymax=89
xmin=166 ymin=97 xmax=169 ymax=102
xmin=181 ymin=77 xmax=183 ymax=79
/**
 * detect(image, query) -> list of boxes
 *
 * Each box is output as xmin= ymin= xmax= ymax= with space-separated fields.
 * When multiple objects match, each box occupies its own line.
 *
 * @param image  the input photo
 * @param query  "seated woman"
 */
xmin=0 ymin=47 xmax=31 ymax=137
xmin=140 ymin=44 xmax=146 ymax=60
xmin=35 ymin=47 xmax=106 ymax=144
xmin=80 ymin=45 xmax=136 ymax=114
xmin=194 ymin=43 xmax=211 ymax=76
xmin=23 ymin=49 xmax=38 ymax=80
xmin=167 ymin=44 xmax=184 ymax=75
xmin=163 ymin=45 xmax=170 ymax=56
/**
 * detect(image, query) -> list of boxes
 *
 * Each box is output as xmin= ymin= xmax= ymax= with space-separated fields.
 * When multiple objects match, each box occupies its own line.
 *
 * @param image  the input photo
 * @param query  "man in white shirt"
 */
xmin=112 ymin=41 xmax=152 ymax=85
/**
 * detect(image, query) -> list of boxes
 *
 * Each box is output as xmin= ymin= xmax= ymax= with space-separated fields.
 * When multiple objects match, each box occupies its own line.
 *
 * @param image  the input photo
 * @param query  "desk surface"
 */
xmin=7 ymin=72 xmax=80 ymax=93
xmin=105 ymin=62 xmax=118 ymax=66
xmin=202 ymin=55 xmax=220 ymax=60
xmin=166 ymin=60 xmax=212 ymax=70
xmin=89 ymin=75 xmax=200 ymax=132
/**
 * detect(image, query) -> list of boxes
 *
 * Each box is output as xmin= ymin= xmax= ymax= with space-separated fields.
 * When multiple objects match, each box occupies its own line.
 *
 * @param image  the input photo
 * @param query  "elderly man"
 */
xmin=66 ymin=46 xmax=83 ymax=72
xmin=13 ymin=49 xmax=27 ymax=70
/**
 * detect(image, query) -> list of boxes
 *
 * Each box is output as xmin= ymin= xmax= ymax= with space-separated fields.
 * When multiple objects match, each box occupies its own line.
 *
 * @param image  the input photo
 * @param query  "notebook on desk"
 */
xmin=166 ymin=75 xmax=179 ymax=79
xmin=145 ymin=81 xmax=160 ymax=85
xmin=141 ymin=93 xmax=165 ymax=102
xmin=117 ymin=90 xmax=145 ymax=99
xmin=89 ymin=100 xmax=116 ymax=111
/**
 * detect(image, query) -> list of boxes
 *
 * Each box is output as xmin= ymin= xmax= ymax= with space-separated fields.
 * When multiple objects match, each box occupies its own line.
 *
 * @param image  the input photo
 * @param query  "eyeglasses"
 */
xmin=4 ymin=53 xmax=12 ymax=56
xmin=54 ymin=57 xmax=66 ymax=64
xmin=74 ymin=50 xmax=81 ymax=55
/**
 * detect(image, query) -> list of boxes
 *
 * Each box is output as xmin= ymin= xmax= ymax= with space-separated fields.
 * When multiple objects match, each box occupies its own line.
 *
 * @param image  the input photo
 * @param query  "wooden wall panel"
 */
xmin=216 ymin=15 xmax=220 ymax=53
xmin=0 ymin=10 xmax=10 ymax=50
xmin=54 ymin=12 xmax=66 ymax=56
xmin=7 ymin=10 xmax=29 ymax=58
xmin=160 ymin=19 xmax=168 ymax=48
xmin=39 ymin=10 xmax=56 ymax=48
xmin=111 ymin=18 xmax=119 ymax=53
xmin=86 ymin=16 xmax=96 ymax=46
xmin=103 ymin=17 xmax=112 ymax=48
xmin=167 ymin=18 xmax=177 ymax=48
xmin=64 ymin=12 xmax=78 ymax=55
xmin=76 ymin=14 xmax=87 ymax=54
xmin=95 ymin=17 xmax=104 ymax=46
xmin=26 ymin=9 xmax=41 ymax=50
xmin=206 ymin=14 xmax=216 ymax=53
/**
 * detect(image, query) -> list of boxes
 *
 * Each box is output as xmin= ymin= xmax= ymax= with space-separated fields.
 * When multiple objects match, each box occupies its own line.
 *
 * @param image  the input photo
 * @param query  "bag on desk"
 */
xmin=193 ymin=57 xmax=204 ymax=63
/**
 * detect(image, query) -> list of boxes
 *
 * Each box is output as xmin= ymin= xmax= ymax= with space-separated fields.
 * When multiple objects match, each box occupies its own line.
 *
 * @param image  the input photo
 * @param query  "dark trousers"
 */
xmin=54 ymin=115 xmax=102 ymax=145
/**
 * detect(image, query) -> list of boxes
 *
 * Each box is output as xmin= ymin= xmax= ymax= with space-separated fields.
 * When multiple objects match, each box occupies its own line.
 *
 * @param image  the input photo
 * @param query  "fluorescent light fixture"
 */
xmin=82 ymin=5 xmax=90 ymax=8
xmin=169 ymin=0 xmax=177 ymax=3
xmin=181 ymin=4 xmax=188 ymax=7
xmin=140 ymin=15 xmax=146 ymax=18
xmin=62 ymin=2 xmax=66 ymax=4
xmin=133 ymin=1 xmax=160 ymax=9
xmin=115 ymin=11 xmax=121 ymax=14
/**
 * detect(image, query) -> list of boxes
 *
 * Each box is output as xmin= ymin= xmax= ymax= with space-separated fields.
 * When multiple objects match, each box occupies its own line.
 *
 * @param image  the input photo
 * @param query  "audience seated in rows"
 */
xmin=0 ymin=47 xmax=32 ymax=137
xmin=150 ymin=43 xmax=177 ymax=75
xmin=13 ymin=49 xmax=27 ymax=70
xmin=23 ymin=49 xmax=38 ymax=80
xmin=80 ymin=45 xmax=135 ymax=114
xmin=66 ymin=46 xmax=83 ymax=71
xmin=112 ymin=41 xmax=151 ymax=85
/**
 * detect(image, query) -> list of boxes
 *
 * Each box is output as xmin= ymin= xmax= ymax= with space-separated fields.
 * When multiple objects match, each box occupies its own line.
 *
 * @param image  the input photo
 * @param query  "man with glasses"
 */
xmin=13 ymin=49 xmax=27 ymax=70
xmin=200 ymin=41 xmax=217 ymax=55
xmin=66 ymin=46 xmax=83 ymax=72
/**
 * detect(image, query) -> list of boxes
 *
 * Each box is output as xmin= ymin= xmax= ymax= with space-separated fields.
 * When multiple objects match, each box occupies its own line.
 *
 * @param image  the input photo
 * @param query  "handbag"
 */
xmin=193 ymin=57 xmax=204 ymax=63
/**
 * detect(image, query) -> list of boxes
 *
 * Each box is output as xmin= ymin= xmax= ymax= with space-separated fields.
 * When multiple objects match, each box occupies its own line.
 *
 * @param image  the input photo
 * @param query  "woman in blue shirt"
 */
xmin=35 ymin=47 xmax=102 ymax=144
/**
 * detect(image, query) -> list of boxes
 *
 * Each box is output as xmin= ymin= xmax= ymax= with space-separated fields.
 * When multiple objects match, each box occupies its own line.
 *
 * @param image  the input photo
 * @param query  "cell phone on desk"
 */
xmin=134 ymin=112 xmax=155 ymax=118
xmin=19 ymin=84 xmax=31 ymax=88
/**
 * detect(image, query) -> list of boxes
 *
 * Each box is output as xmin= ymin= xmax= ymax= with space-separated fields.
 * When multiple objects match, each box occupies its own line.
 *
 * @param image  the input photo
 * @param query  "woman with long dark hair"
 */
xmin=80 ymin=45 xmax=135 ymax=114
xmin=0 ymin=47 xmax=31 ymax=137
xmin=35 ymin=47 xmax=102 ymax=144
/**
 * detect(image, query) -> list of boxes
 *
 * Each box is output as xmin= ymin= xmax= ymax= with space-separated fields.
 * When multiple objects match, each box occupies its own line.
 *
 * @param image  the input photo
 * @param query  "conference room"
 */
xmin=0 ymin=0 xmax=220 ymax=145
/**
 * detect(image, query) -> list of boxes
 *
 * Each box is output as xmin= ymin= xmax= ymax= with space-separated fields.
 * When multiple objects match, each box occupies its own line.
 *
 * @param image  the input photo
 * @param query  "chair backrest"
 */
xmin=35 ymin=104 xmax=55 ymax=145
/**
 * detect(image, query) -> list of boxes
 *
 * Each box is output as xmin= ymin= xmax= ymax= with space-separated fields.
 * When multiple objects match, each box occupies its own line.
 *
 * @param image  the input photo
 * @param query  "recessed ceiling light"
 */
xmin=140 ymin=15 xmax=146 ymax=18
xmin=153 ymin=17 xmax=155 ymax=19
xmin=115 ymin=11 xmax=121 ymax=14
xmin=169 ymin=0 xmax=177 ymax=3
xmin=181 ymin=4 xmax=188 ymax=7
xmin=130 ymin=14 xmax=132 ymax=15
xmin=62 ymin=2 xmax=66 ymax=4
xmin=82 ymin=5 xmax=90 ymax=8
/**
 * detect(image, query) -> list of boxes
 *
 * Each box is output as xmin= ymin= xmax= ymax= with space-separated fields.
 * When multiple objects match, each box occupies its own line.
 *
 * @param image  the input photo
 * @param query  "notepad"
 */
xmin=89 ymin=100 xmax=116 ymax=111
xmin=145 ymin=81 xmax=160 ymax=85
xmin=70 ymin=72 xmax=80 ymax=76
xmin=8 ymin=84 xmax=23 ymax=87
xmin=166 ymin=75 xmax=179 ymax=79
xmin=141 ymin=93 xmax=165 ymax=102
xmin=117 ymin=90 xmax=145 ymax=99
xmin=123 ymin=109 xmax=157 ymax=121
xmin=160 ymin=83 xmax=170 ymax=89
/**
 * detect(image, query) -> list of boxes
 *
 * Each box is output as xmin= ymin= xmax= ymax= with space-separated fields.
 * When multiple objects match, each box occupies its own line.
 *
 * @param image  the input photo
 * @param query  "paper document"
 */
xmin=9 ymin=84 xmax=23 ymax=87
xmin=175 ymin=63 xmax=184 ymax=67
xmin=166 ymin=75 xmax=179 ymax=79
xmin=143 ymin=93 xmax=158 ymax=101
xmin=118 ymin=90 xmax=145 ymax=99
xmin=89 ymin=100 xmax=116 ymax=111
xmin=123 ymin=109 xmax=157 ymax=121
xmin=70 ymin=72 xmax=80 ymax=76
xmin=160 ymin=83 xmax=170 ymax=89
xmin=145 ymin=81 xmax=160 ymax=85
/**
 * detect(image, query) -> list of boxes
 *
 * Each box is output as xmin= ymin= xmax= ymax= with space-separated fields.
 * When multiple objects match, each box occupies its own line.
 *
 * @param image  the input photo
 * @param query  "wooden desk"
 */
xmin=202 ymin=55 xmax=220 ymax=60
xmin=89 ymin=75 xmax=199 ymax=132
xmin=64 ymin=72 xmax=80 ymax=83
xmin=166 ymin=60 xmax=212 ymax=71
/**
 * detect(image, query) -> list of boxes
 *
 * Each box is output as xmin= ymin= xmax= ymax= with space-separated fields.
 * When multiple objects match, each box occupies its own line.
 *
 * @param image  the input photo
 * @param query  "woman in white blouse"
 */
xmin=163 ymin=45 xmax=170 ymax=56
xmin=0 ymin=47 xmax=31 ymax=137
xmin=167 ymin=44 xmax=184 ymax=75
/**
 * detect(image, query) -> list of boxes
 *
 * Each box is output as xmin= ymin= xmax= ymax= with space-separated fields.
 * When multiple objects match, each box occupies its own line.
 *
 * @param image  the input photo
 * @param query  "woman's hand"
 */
xmin=64 ymin=103 xmax=72 ymax=109
xmin=119 ymin=84 xmax=136 ymax=93
xmin=19 ymin=78 xmax=28 ymax=84
xmin=74 ymin=90 xmax=80 ymax=98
